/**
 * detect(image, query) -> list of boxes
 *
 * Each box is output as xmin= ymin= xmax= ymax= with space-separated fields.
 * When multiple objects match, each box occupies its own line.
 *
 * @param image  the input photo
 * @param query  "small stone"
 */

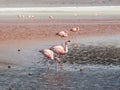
xmin=28 ymin=72 xmax=33 ymax=76
xmin=80 ymin=69 xmax=83 ymax=71
xmin=8 ymin=87 xmax=13 ymax=90
xmin=18 ymin=49 xmax=20 ymax=52
xmin=8 ymin=66 xmax=11 ymax=69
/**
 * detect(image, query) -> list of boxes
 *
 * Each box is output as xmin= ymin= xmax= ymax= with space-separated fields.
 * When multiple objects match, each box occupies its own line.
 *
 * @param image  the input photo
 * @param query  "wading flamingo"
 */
xmin=39 ymin=48 xmax=61 ymax=70
xmin=70 ymin=27 xmax=80 ymax=32
xmin=56 ymin=30 xmax=68 ymax=38
xmin=49 ymin=40 xmax=70 ymax=69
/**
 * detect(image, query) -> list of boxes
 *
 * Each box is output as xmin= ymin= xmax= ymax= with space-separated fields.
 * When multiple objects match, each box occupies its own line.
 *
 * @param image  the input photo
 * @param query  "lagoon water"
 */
xmin=0 ymin=62 xmax=120 ymax=90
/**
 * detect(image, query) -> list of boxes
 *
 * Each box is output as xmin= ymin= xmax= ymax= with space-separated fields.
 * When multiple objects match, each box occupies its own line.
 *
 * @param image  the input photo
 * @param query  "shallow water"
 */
xmin=0 ymin=64 xmax=120 ymax=90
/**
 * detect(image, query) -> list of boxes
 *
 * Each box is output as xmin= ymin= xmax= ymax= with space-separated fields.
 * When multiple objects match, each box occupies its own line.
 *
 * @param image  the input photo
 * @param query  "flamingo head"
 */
xmin=39 ymin=50 xmax=42 ymax=53
xmin=54 ymin=57 xmax=61 ymax=63
xmin=77 ymin=27 xmax=80 ymax=31
xmin=67 ymin=40 xmax=71 ymax=42
xmin=70 ymin=28 xmax=73 ymax=31
xmin=65 ymin=40 xmax=71 ymax=45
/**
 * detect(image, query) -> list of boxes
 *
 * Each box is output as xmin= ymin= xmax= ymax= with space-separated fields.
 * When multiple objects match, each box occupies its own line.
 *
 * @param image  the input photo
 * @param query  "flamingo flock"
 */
xmin=39 ymin=27 xmax=80 ymax=71
xmin=17 ymin=15 xmax=35 ymax=21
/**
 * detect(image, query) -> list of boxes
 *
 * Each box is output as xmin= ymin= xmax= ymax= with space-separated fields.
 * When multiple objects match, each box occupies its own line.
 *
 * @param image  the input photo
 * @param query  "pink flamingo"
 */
xmin=50 ymin=40 xmax=70 ymax=55
xmin=49 ymin=40 xmax=70 ymax=69
xmin=39 ymin=49 xmax=60 ymax=70
xmin=49 ymin=16 xmax=53 ymax=19
xmin=70 ymin=27 xmax=80 ymax=32
xmin=50 ymin=40 xmax=70 ymax=69
xmin=56 ymin=30 xmax=68 ymax=38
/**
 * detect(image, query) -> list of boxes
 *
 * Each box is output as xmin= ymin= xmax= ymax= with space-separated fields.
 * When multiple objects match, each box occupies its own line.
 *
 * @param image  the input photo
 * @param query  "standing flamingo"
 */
xmin=70 ymin=27 xmax=80 ymax=32
xmin=56 ymin=30 xmax=68 ymax=38
xmin=49 ymin=40 xmax=70 ymax=69
xmin=39 ymin=48 xmax=61 ymax=70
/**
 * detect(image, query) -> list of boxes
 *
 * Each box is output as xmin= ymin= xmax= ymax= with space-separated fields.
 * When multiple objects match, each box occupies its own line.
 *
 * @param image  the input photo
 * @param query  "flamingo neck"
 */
xmin=77 ymin=27 xmax=79 ymax=31
xmin=54 ymin=57 xmax=61 ymax=62
xmin=65 ymin=43 xmax=68 ymax=53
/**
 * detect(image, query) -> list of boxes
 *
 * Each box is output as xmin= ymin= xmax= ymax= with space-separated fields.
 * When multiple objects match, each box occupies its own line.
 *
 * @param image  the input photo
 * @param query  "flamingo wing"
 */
xmin=42 ymin=49 xmax=54 ymax=59
xmin=58 ymin=31 xmax=68 ymax=37
xmin=51 ymin=45 xmax=65 ymax=54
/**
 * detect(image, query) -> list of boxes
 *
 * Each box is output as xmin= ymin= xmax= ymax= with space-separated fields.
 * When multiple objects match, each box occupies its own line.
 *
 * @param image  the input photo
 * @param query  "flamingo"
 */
xmin=56 ymin=30 xmax=68 ymax=38
xmin=27 ymin=15 xmax=34 ymax=20
xmin=39 ymin=48 xmax=61 ymax=70
xmin=17 ymin=15 xmax=25 ymax=21
xmin=49 ymin=40 xmax=70 ymax=69
xmin=50 ymin=40 xmax=70 ymax=55
xmin=49 ymin=16 xmax=53 ymax=19
xmin=70 ymin=27 xmax=80 ymax=32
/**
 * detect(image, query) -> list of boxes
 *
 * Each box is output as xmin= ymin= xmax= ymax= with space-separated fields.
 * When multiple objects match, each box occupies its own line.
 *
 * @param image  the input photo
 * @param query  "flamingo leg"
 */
xmin=59 ymin=62 xmax=64 ymax=69
xmin=47 ymin=61 xmax=50 ymax=71
xmin=55 ymin=61 xmax=58 ymax=70
xmin=37 ymin=57 xmax=46 ymax=64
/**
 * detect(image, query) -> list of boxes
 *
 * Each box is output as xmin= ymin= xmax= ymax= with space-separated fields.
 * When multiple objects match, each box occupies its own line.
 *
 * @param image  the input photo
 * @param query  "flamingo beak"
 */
xmin=68 ymin=40 xmax=71 ymax=42
xmin=39 ymin=50 xmax=42 ymax=52
xmin=56 ymin=33 xmax=59 ymax=35
xmin=58 ymin=60 xmax=62 ymax=63
xmin=55 ymin=57 xmax=61 ymax=63
xmin=56 ymin=59 xmax=62 ymax=63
